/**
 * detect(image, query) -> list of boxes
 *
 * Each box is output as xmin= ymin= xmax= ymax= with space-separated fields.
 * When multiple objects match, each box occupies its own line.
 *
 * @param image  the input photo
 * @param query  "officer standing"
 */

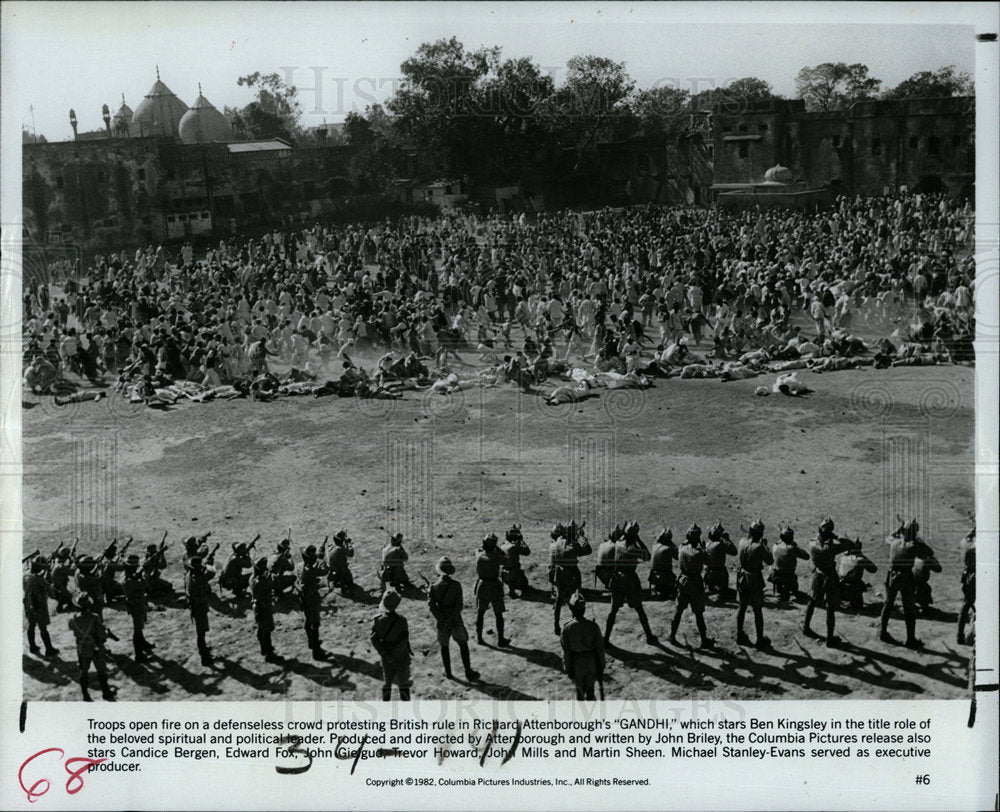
xmin=475 ymin=533 xmax=511 ymax=647
xmin=370 ymin=589 xmax=412 ymax=701
xmin=549 ymin=521 xmax=592 ymax=636
xmin=736 ymin=519 xmax=773 ymax=650
xmin=560 ymin=592 xmax=605 ymax=700
xmin=879 ymin=520 xmax=937 ymax=649
xmin=68 ymin=595 xmax=116 ymax=702
xmin=428 ymin=557 xmax=479 ymax=681
xmin=24 ymin=556 xmax=59 ymax=658
xmin=669 ymin=525 xmax=714 ymax=649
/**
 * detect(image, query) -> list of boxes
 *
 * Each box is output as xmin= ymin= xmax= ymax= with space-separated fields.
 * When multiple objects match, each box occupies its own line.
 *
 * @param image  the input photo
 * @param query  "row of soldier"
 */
xmin=23 ymin=517 xmax=974 ymax=702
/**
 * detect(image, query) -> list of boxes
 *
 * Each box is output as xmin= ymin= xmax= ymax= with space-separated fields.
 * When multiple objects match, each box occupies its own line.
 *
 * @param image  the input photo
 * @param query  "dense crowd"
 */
xmin=22 ymin=193 xmax=975 ymax=405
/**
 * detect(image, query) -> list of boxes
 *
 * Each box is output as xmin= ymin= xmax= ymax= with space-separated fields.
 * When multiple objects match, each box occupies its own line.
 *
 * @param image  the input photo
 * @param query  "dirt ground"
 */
xmin=21 ymin=359 xmax=974 ymax=702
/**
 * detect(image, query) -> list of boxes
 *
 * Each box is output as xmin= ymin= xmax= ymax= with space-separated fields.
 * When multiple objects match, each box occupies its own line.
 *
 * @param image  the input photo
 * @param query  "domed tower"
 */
xmin=763 ymin=164 xmax=794 ymax=184
xmin=132 ymin=67 xmax=188 ymax=138
xmin=178 ymin=84 xmax=233 ymax=144
xmin=113 ymin=94 xmax=138 ymax=137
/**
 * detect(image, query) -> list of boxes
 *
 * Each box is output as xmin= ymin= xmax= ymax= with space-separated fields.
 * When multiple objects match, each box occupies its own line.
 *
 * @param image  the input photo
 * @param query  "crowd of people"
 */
xmin=22 ymin=193 xmax=975 ymax=406
xmin=23 ymin=517 xmax=974 ymax=702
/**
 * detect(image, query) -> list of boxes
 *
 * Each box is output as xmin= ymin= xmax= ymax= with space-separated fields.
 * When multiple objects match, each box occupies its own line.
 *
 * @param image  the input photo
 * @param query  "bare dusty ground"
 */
xmin=21 ymin=360 xmax=974 ymax=701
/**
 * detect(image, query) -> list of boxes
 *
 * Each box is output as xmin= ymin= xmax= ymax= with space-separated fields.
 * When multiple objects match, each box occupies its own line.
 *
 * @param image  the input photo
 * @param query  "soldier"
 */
xmin=837 ymin=541 xmax=878 ymax=610
xmin=184 ymin=556 xmax=215 ymax=665
xmin=736 ymin=520 xmax=773 ymax=650
xmin=957 ymin=527 xmax=975 ymax=645
xmin=219 ymin=541 xmax=254 ymax=601
xmin=768 ymin=527 xmax=809 ymax=602
xmin=299 ymin=545 xmax=329 ymax=660
xmin=475 ymin=533 xmax=511 ymax=647
xmin=142 ymin=541 xmax=172 ymax=599
xmin=121 ymin=554 xmax=154 ymax=663
xmin=595 ymin=526 xmax=622 ymax=591
xmin=381 ymin=532 xmax=412 ymax=591
xmin=271 ymin=537 xmax=297 ymax=597
xmin=24 ymin=557 xmax=59 ymax=658
xmin=803 ymin=518 xmax=856 ymax=647
xmin=549 ymin=521 xmax=593 ymax=636
xmin=560 ymin=592 xmax=605 ymax=701
xmin=68 ymin=595 xmax=117 ymax=702
xmin=99 ymin=538 xmax=130 ymax=604
xmin=704 ymin=522 xmax=736 ymax=601
xmin=428 ymin=557 xmax=479 ymax=681
xmin=879 ymin=520 xmax=938 ymax=648
xmin=48 ymin=546 xmax=75 ymax=612
xmin=913 ymin=553 xmax=942 ymax=614
xmin=370 ymin=589 xmax=412 ymax=700
xmin=500 ymin=524 xmax=531 ymax=598
xmin=75 ymin=555 xmax=105 ymax=619
xmin=327 ymin=530 xmax=356 ymax=597
xmin=669 ymin=525 xmax=714 ymax=649
xmin=604 ymin=522 xmax=657 ymax=646
xmin=182 ymin=534 xmax=210 ymax=566
xmin=251 ymin=556 xmax=283 ymax=664
xmin=648 ymin=528 xmax=678 ymax=600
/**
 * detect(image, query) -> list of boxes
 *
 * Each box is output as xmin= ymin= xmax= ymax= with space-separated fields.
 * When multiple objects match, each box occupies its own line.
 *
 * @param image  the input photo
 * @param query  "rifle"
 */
xmin=206 ymin=542 xmax=221 ymax=566
xmin=23 ymin=550 xmax=40 ymax=564
xmin=247 ymin=533 xmax=261 ymax=553
xmin=118 ymin=537 xmax=134 ymax=558
xmin=319 ymin=535 xmax=329 ymax=560
xmin=102 ymin=538 xmax=119 ymax=559
xmin=70 ymin=537 xmax=80 ymax=558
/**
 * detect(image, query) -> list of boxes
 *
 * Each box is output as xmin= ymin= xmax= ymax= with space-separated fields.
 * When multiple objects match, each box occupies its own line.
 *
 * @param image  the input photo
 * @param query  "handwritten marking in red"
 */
xmin=18 ymin=748 xmax=108 ymax=803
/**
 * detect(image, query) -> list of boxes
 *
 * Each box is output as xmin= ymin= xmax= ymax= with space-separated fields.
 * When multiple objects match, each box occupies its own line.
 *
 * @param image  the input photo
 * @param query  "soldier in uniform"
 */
xmin=595 ymin=526 xmax=622 ymax=591
xmin=327 ymin=530 xmax=356 ymax=597
xmin=48 ymin=546 xmax=75 ymax=612
xmin=669 ymin=525 xmax=714 ymax=649
xmin=913 ymin=552 xmax=942 ymax=614
xmin=560 ymin=592 xmax=605 ymax=700
xmin=879 ymin=520 xmax=937 ymax=649
xmin=604 ymin=522 xmax=657 ymax=646
xmin=549 ymin=521 xmax=593 ymax=636
xmin=251 ymin=556 xmax=283 ymax=663
xmin=370 ymin=589 xmax=412 ymax=700
xmin=648 ymin=528 xmax=678 ymax=600
xmin=68 ymin=595 xmax=117 ymax=701
xmin=271 ymin=537 xmax=297 ymax=597
xmin=24 ymin=557 xmax=59 ymax=658
xmin=99 ymin=539 xmax=129 ymax=604
xmin=837 ymin=542 xmax=878 ymax=610
xmin=704 ymin=522 xmax=736 ymax=601
xmin=184 ymin=556 xmax=215 ymax=665
xmin=182 ymin=534 xmax=211 ymax=566
xmin=957 ymin=527 xmax=975 ymax=645
xmin=381 ymin=533 xmax=412 ymax=591
xmin=75 ymin=555 xmax=106 ymax=619
xmin=769 ymin=527 xmax=809 ymax=602
xmin=736 ymin=520 xmax=773 ymax=650
xmin=475 ymin=533 xmax=511 ymax=647
xmin=142 ymin=543 xmax=172 ymax=599
xmin=803 ymin=518 xmax=856 ymax=647
xmin=121 ymin=554 xmax=154 ymax=663
xmin=219 ymin=542 xmax=254 ymax=602
xmin=500 ymin=524 xmax=531 ymax=598
xmin=427 ymin=557 xmax=479 ymax=681
xmin=299 ymin=545 xmax=329 ymax=660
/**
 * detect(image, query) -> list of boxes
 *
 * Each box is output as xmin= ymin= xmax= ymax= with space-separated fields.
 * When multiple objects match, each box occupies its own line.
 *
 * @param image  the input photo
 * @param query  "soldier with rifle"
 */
xmin=142 ymin=533 xmax=172 ymax=599
xmin=768 ymin=526 xmax=808 ymax=602
xmin=500 ymin=524 xmax=531 ymax=599
xmin=595 ymin=525 xmax=622 ymax=591
xmin=669 ymin=524 xmax=715 ymax=649
xmin=183 ymin=533 xmax=212 ymax=566
xmin=560 ymin=592 xmax=605 ymax=700
xmin=704 ymin=522 xmax=736 ymax=601
xmin=427 ymin=557 xmax=479 ymax=681
xmin=381 ymin=532 xmax=413 ymax=591
xmin=474 ymin=533 xmax=511 ymax=647
xmin=220 ymin=535 xmax=259 ymax=602
xmin=913 ymin=551 xmax=943 ymax=614
xmin=604 ymin=521 xmax=657 ymax=646
xmin=250 ymin=556 xmax=283 ymax=664
xmin=803 ymin=518 xmax=856 ymax=647
xmin=299 ymin=543 xmax=330 ymax=660
xmin=370 ymin=589 xmax=413 ymax=701
xmin=99 ymin=536 xmax=132 ymax=603
xmin=185 ymin=553 xmax=217 ymax=666
xmin=327 ymin=530 xmax=356 ymax=597
xmin=48 ymin=543 xmax=76 ymax=612
xmin=957 ymin=526 xmax=975 ymax=645
xmin=271 ymin=535 xmax=297 ymax=597
xmin=68 ymin=594 xmax=117 ymax=702
xmin=837 ymin=540 xmax=878 ymax=610
xmin=648 ymin=528 xmax=679 ymax=600
xmin=736 ymin=519 xmax=773 ymax=650
xmin=24 ymin=555 xmax=60 ymax=658
xmin=879 ymin=519 xmax=938 ymax=649
xmin=122 ymin=554 xmax=155 ymax=663
xmin=549 ymin=521 xmax=592 ymax=637
xmin=75 ymin=554 xmax=106 ymax=619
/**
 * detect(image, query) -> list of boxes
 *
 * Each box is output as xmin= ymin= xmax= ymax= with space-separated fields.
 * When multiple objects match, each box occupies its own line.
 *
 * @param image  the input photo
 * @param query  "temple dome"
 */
xmin=113 ymin=94 xmax=138 ymax=137
xmin=178 ymin=88 xmax=233 ymax=144
xmin=763 ymin=164 xmax=794 ymax=184
xmin=132 ymin=70 xmax=188 ymax=138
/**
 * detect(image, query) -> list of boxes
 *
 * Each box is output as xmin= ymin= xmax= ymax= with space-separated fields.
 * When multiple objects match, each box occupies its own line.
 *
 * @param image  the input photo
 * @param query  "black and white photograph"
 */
xmin=5 ymin=2 xmax=991 ymax=714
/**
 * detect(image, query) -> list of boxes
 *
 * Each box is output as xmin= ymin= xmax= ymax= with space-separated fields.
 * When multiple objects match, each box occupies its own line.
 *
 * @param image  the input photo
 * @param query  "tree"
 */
xmin=225 ymin=72 xmax=303 ymax=141
xmin=795 ymin=63 xmax=882 ymax=111
xmin=630 ymin=85 xmax=691 ymax=135
xmin=343 ymin=111 xmax=375 ymax=147
xmin=883 ymin=65 xmax=973 ymax=100
xmin=542 ymin=54 xmax=635 ymax=170
xmin=22 ymin=129 xmax=47 ymax=144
